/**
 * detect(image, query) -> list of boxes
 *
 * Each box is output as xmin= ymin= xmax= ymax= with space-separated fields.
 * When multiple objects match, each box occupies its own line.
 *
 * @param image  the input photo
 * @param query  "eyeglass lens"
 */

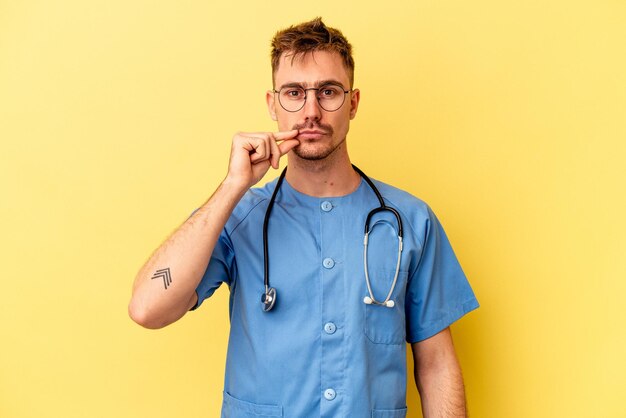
xmin=277 ymin=85 xmax=348 ymax=112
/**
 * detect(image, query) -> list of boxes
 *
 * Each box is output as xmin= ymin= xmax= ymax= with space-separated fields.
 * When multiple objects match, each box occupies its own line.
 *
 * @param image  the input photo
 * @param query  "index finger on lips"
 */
xmin=241 ymin=130 xmax=298 ymax=141
xmin=273 ymin=129 xmax=299 ymax=141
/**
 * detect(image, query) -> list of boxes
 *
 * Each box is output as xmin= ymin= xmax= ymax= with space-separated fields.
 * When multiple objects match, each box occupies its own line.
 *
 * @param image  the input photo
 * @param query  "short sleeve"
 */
xmin=188 ymin=210 xmax=236 ymax=311
xmin=405 ymin=205 xmax=479 ymax=343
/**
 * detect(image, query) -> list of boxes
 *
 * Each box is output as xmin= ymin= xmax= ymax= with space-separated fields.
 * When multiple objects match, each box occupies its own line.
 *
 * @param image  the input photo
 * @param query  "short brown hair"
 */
xmin=270 ymin=17 xmax=355 ymax=87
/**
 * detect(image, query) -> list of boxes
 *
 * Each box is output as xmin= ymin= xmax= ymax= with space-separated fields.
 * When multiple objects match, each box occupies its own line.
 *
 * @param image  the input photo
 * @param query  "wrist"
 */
xmin=220 ymin=176 xmax=251 ymax=196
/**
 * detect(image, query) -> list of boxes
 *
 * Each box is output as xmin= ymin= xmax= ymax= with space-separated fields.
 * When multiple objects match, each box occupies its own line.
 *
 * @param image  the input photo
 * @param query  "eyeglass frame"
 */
xmin=272 ymin=82 xmax=353 ymax=113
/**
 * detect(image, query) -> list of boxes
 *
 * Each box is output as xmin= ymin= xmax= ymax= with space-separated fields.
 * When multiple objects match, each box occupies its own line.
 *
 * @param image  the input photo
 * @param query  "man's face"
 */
xmin=267 ymin=50 xmax=360 ymax=161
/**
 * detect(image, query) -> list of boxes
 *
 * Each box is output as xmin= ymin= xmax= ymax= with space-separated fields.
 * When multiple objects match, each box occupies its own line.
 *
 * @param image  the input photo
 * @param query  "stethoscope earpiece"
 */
xmin=363 ymin=295 xmax=395 ymax=308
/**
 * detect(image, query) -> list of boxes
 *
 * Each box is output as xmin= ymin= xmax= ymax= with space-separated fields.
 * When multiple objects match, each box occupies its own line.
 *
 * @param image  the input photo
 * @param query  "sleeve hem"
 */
xmin=406 ymin=298 xmax=480 ymax=343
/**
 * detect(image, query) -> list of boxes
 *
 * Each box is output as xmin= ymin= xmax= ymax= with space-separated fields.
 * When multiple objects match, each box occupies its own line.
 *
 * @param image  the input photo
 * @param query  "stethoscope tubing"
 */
xmin=352 ymin=165 xmax=403 ymax=239
xmin=262 ymin=167 xmax=288 ymax=295
xmin=262 ymin=164 xmax=403 ymax=312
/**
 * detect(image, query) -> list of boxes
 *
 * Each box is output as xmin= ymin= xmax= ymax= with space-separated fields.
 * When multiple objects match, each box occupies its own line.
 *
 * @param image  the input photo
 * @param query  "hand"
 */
xmin=225 ymin=130 xmax=299 ymax=189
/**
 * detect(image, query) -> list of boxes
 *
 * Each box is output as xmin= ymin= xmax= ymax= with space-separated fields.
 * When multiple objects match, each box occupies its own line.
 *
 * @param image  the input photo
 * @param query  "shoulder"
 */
xmin=366 ymin=177 xmax=440 ymax=241
xmin=225 ymin=178 xmax=278 ymax=234
xmin=369 ymin=178 xmax=432 ymax=218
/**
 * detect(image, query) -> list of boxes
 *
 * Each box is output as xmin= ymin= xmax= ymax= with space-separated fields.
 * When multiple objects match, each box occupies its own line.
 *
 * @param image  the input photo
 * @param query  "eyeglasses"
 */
xmin=273 ymin=83 xmax=351 ymax=112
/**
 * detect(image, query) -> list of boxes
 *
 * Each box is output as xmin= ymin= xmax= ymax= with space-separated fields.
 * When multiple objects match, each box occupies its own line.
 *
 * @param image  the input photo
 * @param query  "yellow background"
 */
xmin=1 ymin=0 xmax=625 ymax=417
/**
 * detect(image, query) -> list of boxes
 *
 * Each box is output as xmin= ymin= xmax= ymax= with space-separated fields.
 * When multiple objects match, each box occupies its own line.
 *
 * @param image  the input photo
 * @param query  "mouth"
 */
xmin=297 ymin=129 xmax=326 ymax=140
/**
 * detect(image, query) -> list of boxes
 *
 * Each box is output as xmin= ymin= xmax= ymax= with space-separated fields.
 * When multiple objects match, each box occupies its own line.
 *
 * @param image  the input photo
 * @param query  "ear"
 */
xmin=266 ymin=90 xmax=277 ymax=121
xmin=349 ymin=88 xmax=360 ymax=120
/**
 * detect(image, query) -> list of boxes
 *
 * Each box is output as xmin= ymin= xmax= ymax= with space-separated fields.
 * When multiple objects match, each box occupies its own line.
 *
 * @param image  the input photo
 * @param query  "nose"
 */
xmin=301 ymin=89 xmax=322 ymax=122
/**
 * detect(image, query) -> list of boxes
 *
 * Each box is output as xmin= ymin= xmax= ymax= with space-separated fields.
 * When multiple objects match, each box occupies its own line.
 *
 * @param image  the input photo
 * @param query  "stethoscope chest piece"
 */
xmin=261 ymin=287 xmax=277 ymax=312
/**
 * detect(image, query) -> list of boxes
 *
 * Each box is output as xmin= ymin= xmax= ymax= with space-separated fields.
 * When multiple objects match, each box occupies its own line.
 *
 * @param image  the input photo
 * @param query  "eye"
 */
xmin=283 ymin=88 xmax=304 ymax=99
xmin=319 ymin=85 xmax=341 ymax=98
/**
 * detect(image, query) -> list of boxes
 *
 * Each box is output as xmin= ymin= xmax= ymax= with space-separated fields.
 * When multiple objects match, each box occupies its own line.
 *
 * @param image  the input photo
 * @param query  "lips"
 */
xmin=297 ymin=130 xmax=326 ymax=140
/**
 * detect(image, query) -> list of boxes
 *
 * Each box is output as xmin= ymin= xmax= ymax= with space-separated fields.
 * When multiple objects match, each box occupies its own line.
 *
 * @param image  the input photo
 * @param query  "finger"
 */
xmin=273 ymin=129 xmax=299 ymax=141
xmin=261 ymin=135 xmax=276 ymax=168
xmin=247 ymin=133 xmax=281 ymax=169
xmin=239 ymin=135 xmax=263 ymax=151
xmin=267 ymin=134 xmax=281 ymax=169
xmin=248 ymin=140 xmax=267 ymax=163
xmin=241 ymin=130 xmax=297 ymax=142
xmin=277 ymin=139 xmax=300 ymax=156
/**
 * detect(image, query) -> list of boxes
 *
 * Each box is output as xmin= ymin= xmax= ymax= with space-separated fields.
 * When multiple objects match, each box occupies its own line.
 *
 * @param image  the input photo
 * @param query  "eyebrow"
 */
xmin=277 ymin=79 xmax=346 ymax=90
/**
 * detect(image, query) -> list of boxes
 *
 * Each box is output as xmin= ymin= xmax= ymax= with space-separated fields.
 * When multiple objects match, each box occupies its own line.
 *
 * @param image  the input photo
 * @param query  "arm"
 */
xmin=411 ymin=327 xmax=467 ymax=417
xmin=128 ymin=130 xmax=299 ymax=329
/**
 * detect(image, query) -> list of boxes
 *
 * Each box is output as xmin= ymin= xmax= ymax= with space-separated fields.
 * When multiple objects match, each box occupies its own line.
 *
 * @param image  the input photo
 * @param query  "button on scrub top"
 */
xmin=191 ymin=176 xmax=480 ymax=418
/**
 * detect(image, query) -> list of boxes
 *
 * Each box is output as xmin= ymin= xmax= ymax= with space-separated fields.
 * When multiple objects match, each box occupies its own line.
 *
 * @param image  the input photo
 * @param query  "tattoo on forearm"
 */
xmin=151 ymin=268 xmax=172 ymax=290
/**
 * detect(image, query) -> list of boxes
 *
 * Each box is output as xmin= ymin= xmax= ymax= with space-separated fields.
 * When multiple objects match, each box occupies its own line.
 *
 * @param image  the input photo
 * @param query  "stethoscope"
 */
xmin=261 ymin=164 xmax=404 ymax=312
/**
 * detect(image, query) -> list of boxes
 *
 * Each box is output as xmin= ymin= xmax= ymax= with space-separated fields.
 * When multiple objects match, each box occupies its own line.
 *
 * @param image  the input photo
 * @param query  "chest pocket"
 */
xmin=364 ymin=269 xmax=408 ymax=345
xmin=222 ymin=391 xmax=283 ymax=417
xmin=372 ymin=407 xmax=408 ymax=417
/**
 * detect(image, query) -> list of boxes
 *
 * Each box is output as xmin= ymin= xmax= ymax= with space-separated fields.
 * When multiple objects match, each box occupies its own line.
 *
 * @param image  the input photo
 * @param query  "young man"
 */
xmin=129 ymin=17 xmax=479 ymax=418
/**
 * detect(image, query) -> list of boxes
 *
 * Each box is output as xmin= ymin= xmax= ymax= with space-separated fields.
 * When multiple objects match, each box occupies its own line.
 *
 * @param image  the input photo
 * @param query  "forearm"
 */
xmin=414 ymin=354 xmax=467 ymax=417
xmin=128 ymin=128 xmax=299 ymax=329
xmin=412 ymin=327 xmax=467 ymax=418
xmin=128 ymin=178 xmax=247 ymax=329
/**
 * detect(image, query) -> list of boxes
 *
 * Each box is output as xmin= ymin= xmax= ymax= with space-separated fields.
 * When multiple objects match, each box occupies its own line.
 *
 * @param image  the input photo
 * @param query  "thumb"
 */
xmin=278 ymin=139 xmax=299 ymax=155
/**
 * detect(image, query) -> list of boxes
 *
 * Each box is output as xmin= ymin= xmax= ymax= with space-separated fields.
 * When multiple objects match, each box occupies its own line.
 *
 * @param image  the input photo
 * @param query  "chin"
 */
xmin=295 ymin=135 xmax=348 ymax=161
xmin=292 ymin=144 xmax=335 ymax=161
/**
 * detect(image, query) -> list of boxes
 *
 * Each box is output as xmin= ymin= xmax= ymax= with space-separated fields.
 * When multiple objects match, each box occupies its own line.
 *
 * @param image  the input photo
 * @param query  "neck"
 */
xmin=285 ymin=149 xmax=361 ymax=197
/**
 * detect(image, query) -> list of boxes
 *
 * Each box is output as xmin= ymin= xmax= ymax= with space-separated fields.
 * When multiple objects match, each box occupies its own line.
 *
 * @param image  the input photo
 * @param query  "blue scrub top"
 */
xmin=191 ymin=175 xmax=479 ymax=418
